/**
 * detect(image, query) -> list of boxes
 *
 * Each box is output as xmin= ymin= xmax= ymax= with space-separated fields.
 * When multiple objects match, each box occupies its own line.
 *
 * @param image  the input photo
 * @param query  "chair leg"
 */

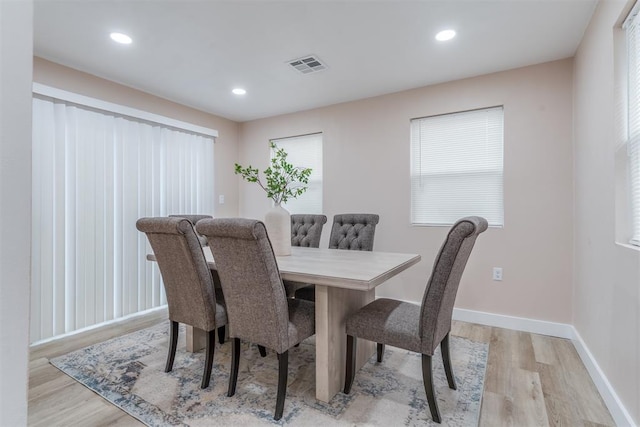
xmin=376 ymin=343 xmax=385 ymax=363
xmin=258 ymin=345 xmax=267 ymax=357
xmin=201 ymin=330 xmax=216 ymax=389
xmin=274 ymin=351 xmax=288 ymax=421
xmin=165 ymin=321 xmax=179 ymax=373
xmin=217 ymin=325 xmax=226 ymax=345
xmin=344 ymin=335 xmax=357 ymax=394
xmin=441 ymin=333 xmax=457 ymax=390
xmin=228 ymin=338 xmax=241 ymax=397
xmin=422 ymin=354 xmax=441 ymax=423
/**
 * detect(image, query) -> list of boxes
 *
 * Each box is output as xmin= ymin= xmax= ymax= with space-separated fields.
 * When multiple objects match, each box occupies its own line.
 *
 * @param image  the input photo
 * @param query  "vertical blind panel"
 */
xmin=410 ymin=106 xmax=504 ymax=226
xmin=628 ymin=15 xmax=640 ymax=245
xmin=272 ymin=133 xmax=323 ymax=214
xmin=31 ymin=96 xmax=214 ymax=343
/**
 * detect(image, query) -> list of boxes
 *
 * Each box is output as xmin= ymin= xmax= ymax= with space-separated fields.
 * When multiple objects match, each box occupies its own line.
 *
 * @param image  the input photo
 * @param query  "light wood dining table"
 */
xmin=148 ymin=245 xmax=421 ymax=403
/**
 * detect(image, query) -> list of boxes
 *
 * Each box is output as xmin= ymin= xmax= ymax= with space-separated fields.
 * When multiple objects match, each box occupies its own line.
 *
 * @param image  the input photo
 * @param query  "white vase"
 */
xmin=264 ymin=203 xmax=291 ymax=256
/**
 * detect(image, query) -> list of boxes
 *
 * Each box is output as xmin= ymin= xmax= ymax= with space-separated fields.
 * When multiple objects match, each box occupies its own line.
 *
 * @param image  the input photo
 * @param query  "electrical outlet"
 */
xmin=492 ymin=267 xmax=503 ymax=281
xmin=219 ymin=195 xmax=225 ymax=204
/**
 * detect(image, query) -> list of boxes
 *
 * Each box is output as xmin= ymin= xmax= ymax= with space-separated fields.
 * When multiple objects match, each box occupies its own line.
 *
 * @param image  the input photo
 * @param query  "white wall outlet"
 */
xmin=492 ymin=267 xmax=503 ymax=281
xmin=218 ymin=195 xmax=225 ymax=204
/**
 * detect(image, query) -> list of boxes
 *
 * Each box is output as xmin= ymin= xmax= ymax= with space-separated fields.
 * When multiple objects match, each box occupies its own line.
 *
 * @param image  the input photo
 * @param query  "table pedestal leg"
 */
xmin=186 ymin=326 xmax=206 ymax=352
xmin=315 ymin=285 xmax=375 ymax=402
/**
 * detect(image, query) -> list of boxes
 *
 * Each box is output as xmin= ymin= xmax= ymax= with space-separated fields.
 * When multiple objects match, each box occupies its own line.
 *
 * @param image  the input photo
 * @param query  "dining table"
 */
xmin=148 ymin=245 xmax=421 ymax=403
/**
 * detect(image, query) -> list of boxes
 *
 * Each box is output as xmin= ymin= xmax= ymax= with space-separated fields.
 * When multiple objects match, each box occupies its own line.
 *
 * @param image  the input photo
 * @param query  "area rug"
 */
xmin=50 ymin=321 xmax=488 ymax=426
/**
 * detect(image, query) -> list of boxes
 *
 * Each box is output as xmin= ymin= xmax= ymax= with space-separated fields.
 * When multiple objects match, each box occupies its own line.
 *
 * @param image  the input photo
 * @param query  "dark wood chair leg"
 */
xmin=441 ymin=333 xmax=457 ymax=390
xmin=274 ymin=351 xmax=288 ymax=421
xmin=376 ymin=343 xmax=385 ymax=363
xmin=258 ymin=345 xmax=267 ymax=357
xmin=217 ymin=325 xmax=226 ymax=345
xmin=228 ymin=338 xmax=241 ymax=397
xmin=344 ymin=335 xmax=357 ymax=394
xmin=201 ymin=330 xmax=216 ymax=389
xmin=422 ymin=354 xmax=441 ymax=423
xmin=165 ymin=321 xmax=179 ymax=372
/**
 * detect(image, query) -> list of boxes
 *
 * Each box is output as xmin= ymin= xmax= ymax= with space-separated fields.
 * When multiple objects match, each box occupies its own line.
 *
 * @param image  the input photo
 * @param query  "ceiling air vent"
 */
xmin=287 ymin=55 xmax=327 ymax=74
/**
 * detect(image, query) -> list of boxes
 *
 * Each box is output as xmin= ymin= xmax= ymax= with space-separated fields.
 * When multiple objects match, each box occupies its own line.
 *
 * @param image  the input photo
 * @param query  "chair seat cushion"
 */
xmin=287 ymin=298 xmax=315 ymax=346
xmin=345 ymin=298 xmax=422 ymax=354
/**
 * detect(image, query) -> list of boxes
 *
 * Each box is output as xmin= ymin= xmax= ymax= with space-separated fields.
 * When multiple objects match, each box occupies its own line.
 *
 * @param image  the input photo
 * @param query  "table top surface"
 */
xmin=274 ymin=246 xmax=421 ymax=290
xmin=148 ymin=246 xmax=421 ymax=291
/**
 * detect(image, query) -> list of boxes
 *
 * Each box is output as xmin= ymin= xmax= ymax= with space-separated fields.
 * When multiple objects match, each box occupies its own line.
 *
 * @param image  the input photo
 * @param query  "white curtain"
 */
xmin=31 ymin=95 xmax=215 ymax=342
xmin=272 ymin=133 xmax=323 ymax=214
xmin=410 ymin=106 xmax=504 ymax=227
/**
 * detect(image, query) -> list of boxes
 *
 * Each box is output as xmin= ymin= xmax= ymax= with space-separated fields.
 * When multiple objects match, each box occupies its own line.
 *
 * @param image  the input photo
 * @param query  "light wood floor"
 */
xmin=28 ymin=318 xmax=616 ymax=426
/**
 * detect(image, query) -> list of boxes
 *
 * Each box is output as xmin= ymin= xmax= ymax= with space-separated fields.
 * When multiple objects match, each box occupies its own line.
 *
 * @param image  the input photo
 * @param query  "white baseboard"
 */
xmin=450 ymin=307 xmax=636 ymax=427
xmin=30 ymin=305 xmax=168 ymax=349
xmin=572 ymin=329 xmax=637 ymax=427
xmin=452 ymin=307 xmax=575 ymax=339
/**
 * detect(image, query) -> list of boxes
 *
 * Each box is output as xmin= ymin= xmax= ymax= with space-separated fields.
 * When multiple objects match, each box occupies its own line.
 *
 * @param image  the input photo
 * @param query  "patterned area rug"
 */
xmin=50 ymin=321 xmax=488 ymax=426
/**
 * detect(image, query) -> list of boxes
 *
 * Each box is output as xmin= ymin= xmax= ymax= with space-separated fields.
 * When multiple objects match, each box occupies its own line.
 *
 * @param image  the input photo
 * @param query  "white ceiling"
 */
xmin=34 ymin=0 xmax=596 ymax=123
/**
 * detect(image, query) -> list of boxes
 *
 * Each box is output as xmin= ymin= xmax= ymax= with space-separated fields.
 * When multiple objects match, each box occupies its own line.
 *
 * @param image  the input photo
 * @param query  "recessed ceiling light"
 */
xmin=110 ymin=32 xmax=132 ymax=44
xmin=232 ymin=88 xmax=247 ymax=95
xmin=435 ymin=30 xmax=456 ymax=42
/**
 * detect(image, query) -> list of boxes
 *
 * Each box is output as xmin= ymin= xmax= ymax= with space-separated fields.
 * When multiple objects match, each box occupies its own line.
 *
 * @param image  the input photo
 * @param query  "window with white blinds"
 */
xmin=625 ymin=9 xmax=640 ymax=246
xmin=31 ymin=94 xmax=215 ymax=343
xmin=271 ymin=133 xmax=323 ymax=214
xmin=410 ymin=106 xmax=504 ymax=226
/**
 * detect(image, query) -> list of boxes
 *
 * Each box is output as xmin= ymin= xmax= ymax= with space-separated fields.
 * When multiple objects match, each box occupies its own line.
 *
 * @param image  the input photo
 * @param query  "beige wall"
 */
xmin=33 ymin=57 xmax=240 ymax=218
xmin=574 ymin=0 xmax=640 ymax=423
xmin=0 ymin=1 xmax=33 ymax=424
xmin=239 ymin=59 xmax=574 ymax=323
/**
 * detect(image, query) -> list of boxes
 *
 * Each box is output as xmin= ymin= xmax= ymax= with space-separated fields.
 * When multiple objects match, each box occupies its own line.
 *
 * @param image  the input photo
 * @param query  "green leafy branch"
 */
xmin=234 ymin=142 xmax=312 ymax=205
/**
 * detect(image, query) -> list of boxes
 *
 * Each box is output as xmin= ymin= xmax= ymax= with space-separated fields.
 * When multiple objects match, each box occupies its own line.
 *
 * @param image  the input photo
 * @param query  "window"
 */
xmin=410 ymin=106 xmax=504 ymax=226
xmin=271 ymin=133 xmax=323 ymax=214
xmin=625 ymin=9 xmax=640 ymax=246
xmin=31 ymin=89 xmax=216 ymax=342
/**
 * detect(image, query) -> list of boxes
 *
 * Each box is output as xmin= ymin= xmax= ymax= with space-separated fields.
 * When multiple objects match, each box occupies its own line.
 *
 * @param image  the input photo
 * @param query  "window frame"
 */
xmin=409 ymin=105 xmax=505 ymax=228
xmin=624 ymin=7 xmax=640 ymax=247
xmin=270 ymin=132 xmax=323 ymax=215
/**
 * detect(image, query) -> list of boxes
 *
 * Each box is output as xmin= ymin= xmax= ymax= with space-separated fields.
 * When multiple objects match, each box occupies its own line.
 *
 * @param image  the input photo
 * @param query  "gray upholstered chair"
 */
xmin=284 ymin=214 xmax=327 ymax=297
xmin=196 ymin=218 xmax=315 ymax=421
xmin=168 ymin=214 xmax=227 ymax=343
xmin=294 ymin=213 xmax=379 ymax=300
xmin=136 ymin=217 xmax=227 ymax=389
xmin=329 ymin=213 xmax=379 ymax=250
xmin=343 ymin=216 xmax=487 ymax=423
xmin=290 ymin=214 xmax=327 ymax=247
xmin=169 ymin=214 xmax=213 ymax=246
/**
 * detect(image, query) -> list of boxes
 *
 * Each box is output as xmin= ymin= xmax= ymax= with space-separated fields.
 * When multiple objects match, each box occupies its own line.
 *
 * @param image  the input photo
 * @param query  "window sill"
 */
xmin=615 ymin=242 xmax=640 ymax=252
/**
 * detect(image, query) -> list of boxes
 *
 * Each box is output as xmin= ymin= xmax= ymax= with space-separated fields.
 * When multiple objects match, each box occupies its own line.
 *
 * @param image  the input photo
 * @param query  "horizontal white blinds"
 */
xmin=272 ymin=133 xmax=323 ymax=214
xmin=31 ymin=95 xmax=215 ymax=343
xmin=410 ymin=106 xmax=504 ymax=226
xmin=631 ymin=141 xmax=640 ymax=245
xmin=627 ymin=13 xmax=640 ymax=246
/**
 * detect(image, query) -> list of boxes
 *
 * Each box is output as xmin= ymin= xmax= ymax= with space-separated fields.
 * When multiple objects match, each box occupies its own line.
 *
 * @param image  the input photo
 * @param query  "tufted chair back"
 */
xmin=291 ymin=214 xmax=327 ymax=248
xmin=329 ymin=213 xmax=379 ymax=251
